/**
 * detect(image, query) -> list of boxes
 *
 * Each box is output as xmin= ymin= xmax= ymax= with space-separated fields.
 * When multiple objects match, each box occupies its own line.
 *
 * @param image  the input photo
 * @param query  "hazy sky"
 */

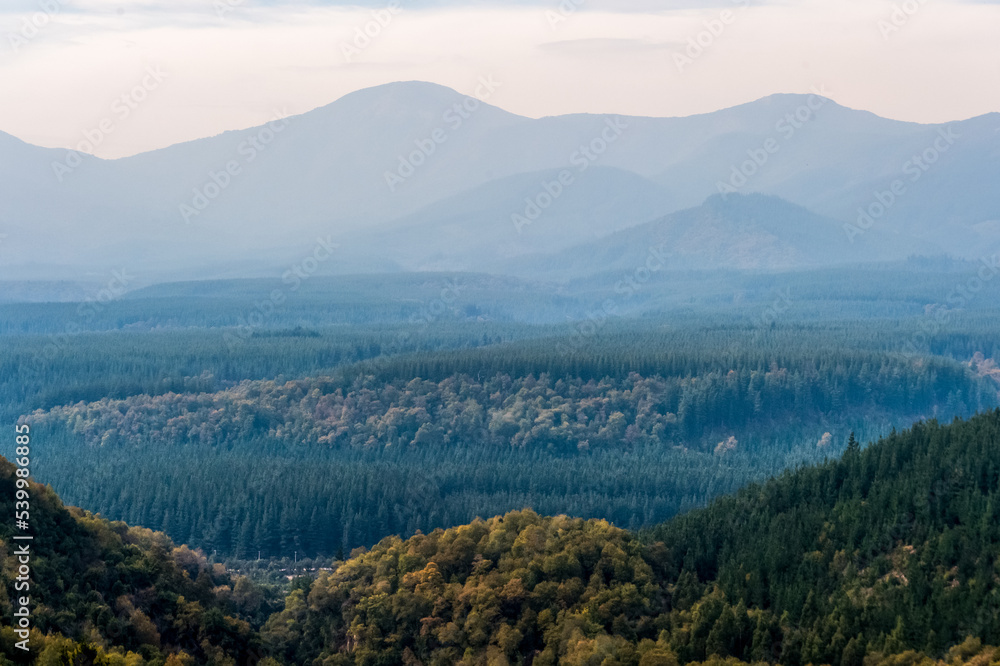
xmin=1 ymin=0 xmax=998 ymax=158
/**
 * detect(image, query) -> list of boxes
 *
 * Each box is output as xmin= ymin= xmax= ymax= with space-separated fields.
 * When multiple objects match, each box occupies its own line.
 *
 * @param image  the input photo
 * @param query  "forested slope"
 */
xmin=34 ymin=353 xmax=991 ymax=451
xmin=24 ymin=344 xmax=998 ymax=559
xmin=260 ymin=410 xmax=1000 ymax=665
xmin=7 ymin=411 xmax=1000 ymax=665
xmin=0 ymin=457 xmax=275 ymax=665
xmin=644 ymin=409 xmax=1000 ymax=663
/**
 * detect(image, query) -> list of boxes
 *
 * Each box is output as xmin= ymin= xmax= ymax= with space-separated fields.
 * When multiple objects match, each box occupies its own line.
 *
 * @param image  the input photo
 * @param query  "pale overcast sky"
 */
xmin=1 ymin=0 xmax=998 ymax=158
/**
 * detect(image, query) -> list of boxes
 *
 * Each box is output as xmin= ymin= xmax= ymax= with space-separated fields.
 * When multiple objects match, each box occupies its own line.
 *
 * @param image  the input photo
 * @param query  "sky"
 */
xmin=1 ymin=0 xmax=998 ymax=158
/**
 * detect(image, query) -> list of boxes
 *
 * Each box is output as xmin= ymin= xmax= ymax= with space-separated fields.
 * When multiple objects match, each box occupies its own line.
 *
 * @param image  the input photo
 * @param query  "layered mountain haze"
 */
xmin=2 ymin=81 xmax=998 ymax=281
xmin=505 ymin=194 xmax=917 ymax=278
xmin=347 ymin=166 xmax=675 ymax=273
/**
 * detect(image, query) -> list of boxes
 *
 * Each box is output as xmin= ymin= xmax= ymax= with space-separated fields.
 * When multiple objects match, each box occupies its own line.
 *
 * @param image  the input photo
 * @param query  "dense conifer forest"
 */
xmin=7 ymin=411 xmax=1000 ymax=665
xmin=19 ymin=329 xmax=999 ymax=559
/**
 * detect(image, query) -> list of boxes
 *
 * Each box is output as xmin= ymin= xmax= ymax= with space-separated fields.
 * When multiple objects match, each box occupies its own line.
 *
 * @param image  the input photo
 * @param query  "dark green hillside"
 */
xmin=0 ymin=456 xmax=274 ymax=665
xmin=644 ymin=408 xmax=1000 ymax=664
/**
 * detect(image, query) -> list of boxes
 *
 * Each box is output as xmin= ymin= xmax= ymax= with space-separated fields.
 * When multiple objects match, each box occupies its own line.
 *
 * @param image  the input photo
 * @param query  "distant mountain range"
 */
xmin=1 ymin=81 xmax=998 ymax=282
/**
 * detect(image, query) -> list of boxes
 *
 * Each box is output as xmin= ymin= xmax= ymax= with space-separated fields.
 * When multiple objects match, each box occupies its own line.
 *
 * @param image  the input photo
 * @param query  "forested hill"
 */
xmin=6 ymin=411 xmax=1000 ymax=664
xmin=643 ymin=408 xmax=1000 ymax=663
xmin=261 ymin=410 xmax=1000 ymax=666
xmin=0 ymin=455 xmax=277 ymax=665
xmin=26 ymin=348 xmax=998 ymax=560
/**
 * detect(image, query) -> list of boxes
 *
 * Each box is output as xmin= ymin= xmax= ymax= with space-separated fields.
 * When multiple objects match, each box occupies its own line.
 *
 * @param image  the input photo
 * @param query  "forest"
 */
xmin=3 ymin=264 xmax=1000 ymax=664
xmin=0 ymin=455 xmax=273 ymax=665
xmin=258 ymin=409 xmax=1000 ymax=665
xmin=20 ymin=333 xmax=1000 ymax=559
xmin=3 ymin=266 xmax=1000 ymax=561
xmin=6 ymin=410 xmax=1000 ymax=665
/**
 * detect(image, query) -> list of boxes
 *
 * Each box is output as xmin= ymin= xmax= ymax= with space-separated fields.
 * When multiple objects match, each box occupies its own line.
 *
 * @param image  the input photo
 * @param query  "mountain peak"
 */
xmin=337 ymin=80 xmax=464 ymax=105
xmin=296 ymin=80 xmax=519 ymax=130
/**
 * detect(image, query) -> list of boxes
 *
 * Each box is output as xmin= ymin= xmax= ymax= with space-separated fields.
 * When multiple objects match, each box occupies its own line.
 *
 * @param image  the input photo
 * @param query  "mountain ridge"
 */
xmin=6 ymin=86 xmax=986 ymax=160
xmin=2 ymin=81 xmax=998 ymax=281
